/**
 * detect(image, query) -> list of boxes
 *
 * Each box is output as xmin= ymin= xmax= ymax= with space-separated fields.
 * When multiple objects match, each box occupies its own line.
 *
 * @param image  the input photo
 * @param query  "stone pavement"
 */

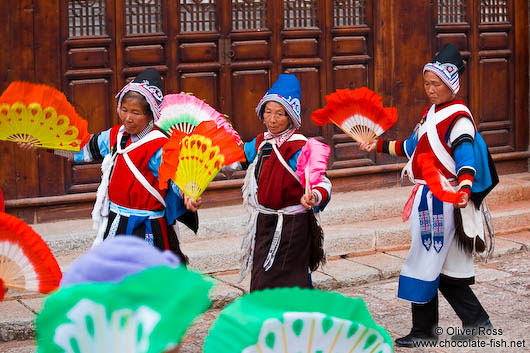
xmin=1 ymin=239 xmax=529 ymax=352
xmin=1 ymin=172 xmax=530 ymax=352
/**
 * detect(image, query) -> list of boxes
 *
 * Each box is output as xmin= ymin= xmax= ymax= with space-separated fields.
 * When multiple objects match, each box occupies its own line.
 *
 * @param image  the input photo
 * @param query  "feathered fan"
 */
xmin=0 ymin=82 xmax=90 ymax=151
xmin=37 ymin=266 xmax=213 ymax=353
xmin=157 ymin=93 xmax=242 ymax=145
xmin=312 ymin=87 xmax=397 ymax=144
xmin=295 ymin=138 xmax=330 ymax=195
xmin=203 ymin=287 xmax=393 ymax=353
xmin=417 ymin=151 xmax=462 ymax=204
xmin=0 ymin=212 xmax=62 ymax=300
xmin=159 ymin=120 xmax=245 ymax=200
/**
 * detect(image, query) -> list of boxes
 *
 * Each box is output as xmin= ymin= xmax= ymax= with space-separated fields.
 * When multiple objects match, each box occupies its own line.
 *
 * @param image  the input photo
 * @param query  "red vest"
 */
xmin=412 ymin=100 xmax=472 ymax=180
xmin=255 ymin=133 xmax=306 ymax=210
xmin=108 ymin=126 xmax=168 ymax=211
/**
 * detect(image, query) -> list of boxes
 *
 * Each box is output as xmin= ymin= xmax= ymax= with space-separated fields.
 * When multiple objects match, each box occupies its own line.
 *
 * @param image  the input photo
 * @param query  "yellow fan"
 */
xmin=159 ymin=121 xmax=245 ymax=200
xmin=176 ymin=134 xmax=225 ymax=200
xmin=0 ymin=82 xmax=90 ymax=151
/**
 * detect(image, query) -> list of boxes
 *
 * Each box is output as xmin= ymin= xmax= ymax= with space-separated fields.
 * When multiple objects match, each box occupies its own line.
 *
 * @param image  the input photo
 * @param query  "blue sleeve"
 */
xmin=403 ymin=130 xmax=418 ymax=159
xmin=288 ymin=150 xmax=302 ymax=171
xmin=148 ymin=146 xmax=186 ymax=225
xmin=149 ymin=147 xmax=163 ymax=179
xmin=244 ymin=138 xmax=258 ymax=163
xmin=74 ymin=128 xmax=112 ymax=163
xmin=454 ymin=141 xmax=475 ymax=173
xmin=165 ymin=181 xmax=186 ymax=225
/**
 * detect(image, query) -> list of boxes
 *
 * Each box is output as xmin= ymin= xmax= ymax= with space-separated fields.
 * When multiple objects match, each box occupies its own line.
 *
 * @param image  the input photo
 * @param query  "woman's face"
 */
xmin=263 ymin=101 xmax=290 ymax=134
xmin=423 ymin=71 xmax=454 ymax=105
xmin=119 ymin=97 xmax=152 ymax=135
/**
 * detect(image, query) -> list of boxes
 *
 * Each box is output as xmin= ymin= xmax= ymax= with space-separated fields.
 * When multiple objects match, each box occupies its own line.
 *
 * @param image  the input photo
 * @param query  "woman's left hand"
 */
xmin=301 ymin=192 xmax=316 ymax=210
xmin=184 ymin=195 xmax=202 ymax=212
xmin=454 ymin=191 xmax=469 ymax=208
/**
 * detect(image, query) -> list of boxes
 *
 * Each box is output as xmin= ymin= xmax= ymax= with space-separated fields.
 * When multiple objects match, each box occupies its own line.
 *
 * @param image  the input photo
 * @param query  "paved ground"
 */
xmin=3 ymin=246 xmax=528 ymax=353
xmin=175 ymin=249 xmax=530 ymax=353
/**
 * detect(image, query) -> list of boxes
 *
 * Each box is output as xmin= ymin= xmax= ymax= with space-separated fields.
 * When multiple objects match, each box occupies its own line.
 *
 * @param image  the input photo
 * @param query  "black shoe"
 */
xmin=395 ymin=332 xmax=438 ymax=348
xmin=451 ymin=319 xmax=493 ymax=341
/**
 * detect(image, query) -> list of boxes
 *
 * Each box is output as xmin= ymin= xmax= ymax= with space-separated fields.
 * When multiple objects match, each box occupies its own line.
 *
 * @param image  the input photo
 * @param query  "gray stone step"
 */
xmin=31 ymin=172 xmax=530 ymax=258
xmin=183 ymin=199 xmax=530 ymax=273
xmin=29 ymin=195 xmax=530 ymax=275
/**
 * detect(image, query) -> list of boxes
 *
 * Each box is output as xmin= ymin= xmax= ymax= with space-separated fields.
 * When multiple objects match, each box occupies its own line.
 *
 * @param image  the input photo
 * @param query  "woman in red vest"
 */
xmin=19 ymin=68 xmax=199 ymax=263
xmin=360 ymin=43 xmax=496 ymax=347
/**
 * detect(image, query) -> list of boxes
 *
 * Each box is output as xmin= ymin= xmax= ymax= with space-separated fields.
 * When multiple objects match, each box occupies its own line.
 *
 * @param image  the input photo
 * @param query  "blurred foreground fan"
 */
xmin=0 ymin=212 xmax=61 ymax=300
xmin=204 ymin=287 xmax=393 ymax=353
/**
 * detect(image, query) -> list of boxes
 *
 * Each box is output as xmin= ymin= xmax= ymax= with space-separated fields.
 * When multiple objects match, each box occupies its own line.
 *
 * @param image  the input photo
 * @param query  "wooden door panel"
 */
xmin=333 ymin=64 xmax=368 ymax=90
xmin=124 ymin=45 xmax=165 ymax=65
xmin=284 ymin=67 xmax=322 ymax=138
xmin=480 ymin=32 xmax=509 ymax=49
xmin=179 ymin=72 xmax=219 ymax=109
xmin=283 ymin=38 xmax=318 ymax=57
xmin=231 ymin=40 xmax=270 ymax=60
xmin=230 ymin=70 xmax=269 ymax=142
xmin=479 ymin=58 xmax=510 ymax=123
xmin=69 ymin=78 xmax=113 ymax=133
xmin=179 ymin=42 xmax=218 ymax=62
xmin=481 ymin=129 xmax=511 ymax=151
xmin=327 ymin=0 xmax=373 ymax=168
xmin=66 ymin=77 xmax=113 ymax=192
xmin=68 ymin=47 xmax=110 ymax=69
xmin=61 ymin=0 xmax=116 ymax=196
xmin=332 ymin=36 xmax=367 ymax=55
xmin=476 ymin=1 xmax=514 ymax=152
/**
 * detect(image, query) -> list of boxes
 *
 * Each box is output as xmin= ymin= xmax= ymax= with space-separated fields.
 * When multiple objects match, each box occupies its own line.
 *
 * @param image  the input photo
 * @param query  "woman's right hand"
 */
xmin=184 ymin=195 xmax=202 ymax=212
xmin=17 ymin=142 xmax=38 ymax=151
xmin=358 ymin=141 xmax=376 ymax=152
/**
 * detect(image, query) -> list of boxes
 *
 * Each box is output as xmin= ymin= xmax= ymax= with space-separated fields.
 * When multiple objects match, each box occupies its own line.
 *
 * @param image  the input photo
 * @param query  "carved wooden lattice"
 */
xmin=284 ymin=0 xmax=318 ymax=28
xmin=68 ymin=0 xmax=107 ymax=37
xmin=437 ymin=0 xmax=466 ymax=23
xmin=180 ymin=0 xmax=216 ymax=32
xmin=125 ymin=0 xmax=162 ymax=34
xmin=232 ymin=0 xmax=267 ymax=30
xmin=333 ymin=0 xmax=365 ymax=26
xmin=480 ymin=0 xmax=508 ymax=23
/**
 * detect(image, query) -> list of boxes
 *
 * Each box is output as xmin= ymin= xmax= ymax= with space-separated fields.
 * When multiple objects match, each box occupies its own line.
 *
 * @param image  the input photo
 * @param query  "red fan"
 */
xmin=312 ymin=87 xmax=397 ymax=144
xmin=417 ymin=152 xmax=462 ymax=204
xmin=159 ymin=120 xmax=245 ymax=200
xmin=0 ymin=81 xmax=90 ymax=151
xmin=0 ymin=212 xmax=62 ymax=300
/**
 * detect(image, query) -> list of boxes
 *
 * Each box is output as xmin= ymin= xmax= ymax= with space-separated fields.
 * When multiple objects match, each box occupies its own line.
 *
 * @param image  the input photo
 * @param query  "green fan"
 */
xmin=36 ymin=266 xmax=213 ymax=353
xmin=204 ymin=287 xmax=393 ymax=353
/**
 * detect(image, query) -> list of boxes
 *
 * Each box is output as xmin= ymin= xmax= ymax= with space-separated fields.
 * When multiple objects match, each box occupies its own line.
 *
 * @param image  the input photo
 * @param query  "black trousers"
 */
xmin=411 ymin=274 xmax=489 ymax=335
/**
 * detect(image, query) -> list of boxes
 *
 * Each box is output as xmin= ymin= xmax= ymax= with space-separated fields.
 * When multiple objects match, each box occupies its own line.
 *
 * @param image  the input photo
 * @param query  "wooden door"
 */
xmin=1 ymin=0 xmax=528 ymax=222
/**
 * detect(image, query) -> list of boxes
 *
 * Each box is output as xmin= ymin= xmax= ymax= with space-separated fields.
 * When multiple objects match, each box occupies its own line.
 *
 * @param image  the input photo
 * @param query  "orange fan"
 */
xmin=0 ymin=212 xmax=62 ymax=300
xmin=312 ymin=87 xmax=397 ymax=144
xmin=0 ymin=81 xmax=90 ymax=151
xmin=159 ymin=120 xmax=245 ymax=200
xmin=417 ymin=152 xmax=462 ymax=204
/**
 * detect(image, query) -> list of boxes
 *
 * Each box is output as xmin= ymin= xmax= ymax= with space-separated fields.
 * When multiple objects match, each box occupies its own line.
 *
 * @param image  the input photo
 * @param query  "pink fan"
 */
xmin=157 ymin=93 xmax=243 ymax=145
xmin=295 ymin=138 xmax=330 ymax=195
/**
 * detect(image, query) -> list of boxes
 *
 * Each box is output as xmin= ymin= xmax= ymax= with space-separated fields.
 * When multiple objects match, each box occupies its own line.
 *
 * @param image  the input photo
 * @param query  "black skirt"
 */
xmin=250 ymin=212 xmax=313 ymax=292
xmin=103 ymin=210 xmax=188 ymax=264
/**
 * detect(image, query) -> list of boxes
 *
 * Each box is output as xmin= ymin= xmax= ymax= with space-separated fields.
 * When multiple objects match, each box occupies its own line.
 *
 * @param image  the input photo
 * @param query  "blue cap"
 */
xmin=255 ymin=74 xmax=302 ymax=129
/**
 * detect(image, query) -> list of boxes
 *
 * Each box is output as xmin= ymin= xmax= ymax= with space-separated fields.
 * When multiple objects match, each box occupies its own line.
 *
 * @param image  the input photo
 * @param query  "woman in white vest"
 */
xmin=360 ymin=43 xmax=496 ymax=347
